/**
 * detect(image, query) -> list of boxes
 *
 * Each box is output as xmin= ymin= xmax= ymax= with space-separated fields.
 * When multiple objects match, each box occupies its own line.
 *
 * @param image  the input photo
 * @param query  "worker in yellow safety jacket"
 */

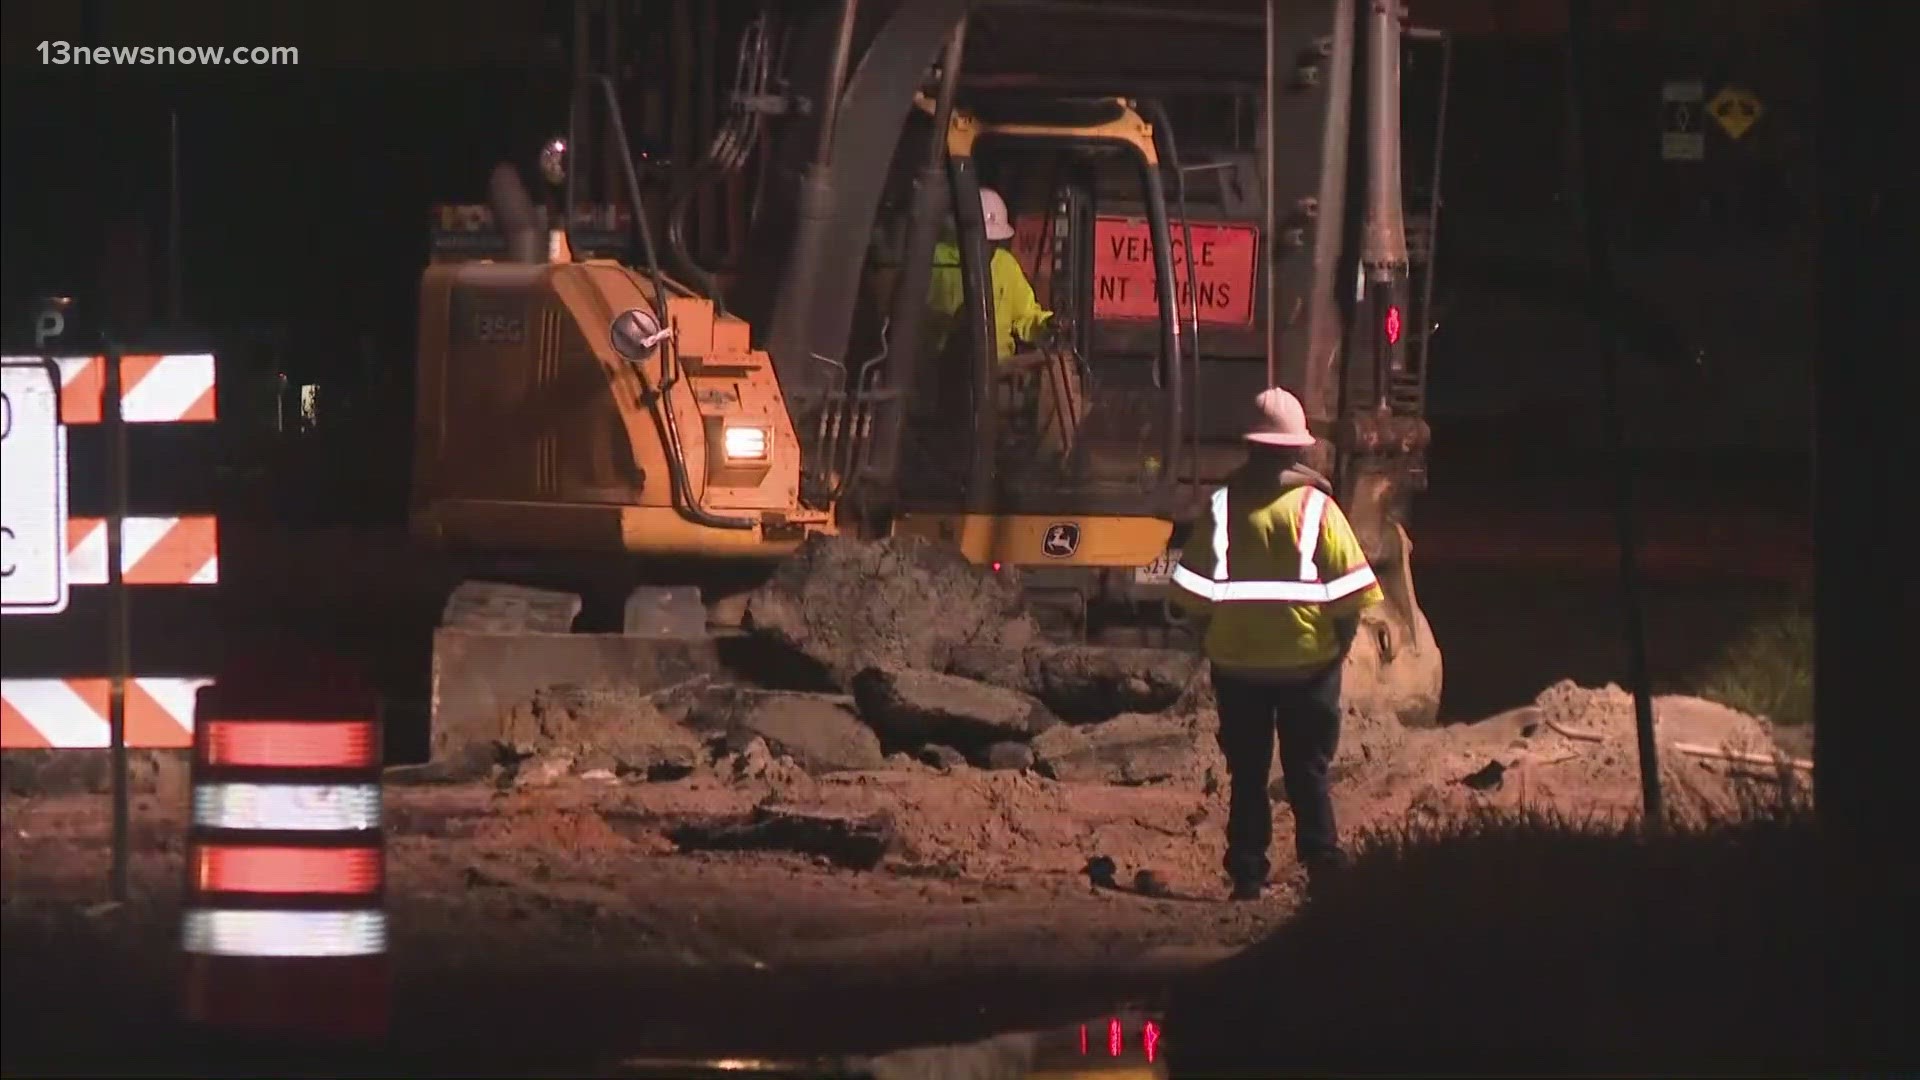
xmin=926 ymin=186 xmax=1053 ymax=362
xmin=1170 ymin=387 xmax=1384 ymax=899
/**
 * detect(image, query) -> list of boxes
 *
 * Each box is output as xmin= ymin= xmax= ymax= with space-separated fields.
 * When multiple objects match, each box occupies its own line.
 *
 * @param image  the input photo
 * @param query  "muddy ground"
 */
xmin=2 ymin=681 xmax=1798 ymax=1074
xmin=1 ymin=545 xmax=1810 ymax=1075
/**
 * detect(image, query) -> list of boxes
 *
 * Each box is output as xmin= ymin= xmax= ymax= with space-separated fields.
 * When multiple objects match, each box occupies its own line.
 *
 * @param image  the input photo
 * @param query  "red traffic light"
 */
xmin=1384 ymin=304 xmax=1403 ymax=346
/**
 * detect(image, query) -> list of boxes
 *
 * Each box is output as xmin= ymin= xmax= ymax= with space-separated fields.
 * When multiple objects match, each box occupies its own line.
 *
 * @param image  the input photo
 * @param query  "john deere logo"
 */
xmin=1708 ymin=86 xmax=1763 ymax=140
xmin=1042 ymin=522 xmax=1080 ymax=558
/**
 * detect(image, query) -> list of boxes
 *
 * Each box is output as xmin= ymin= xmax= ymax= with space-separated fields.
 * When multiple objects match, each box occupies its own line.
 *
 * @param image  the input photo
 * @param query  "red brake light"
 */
xmin=1384 ymin=305 xmax=1403 ymax=346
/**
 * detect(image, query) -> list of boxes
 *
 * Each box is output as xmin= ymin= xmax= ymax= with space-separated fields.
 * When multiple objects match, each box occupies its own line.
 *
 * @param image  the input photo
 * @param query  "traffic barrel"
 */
xmin=180 ymin=664 xmax=389 ymax=1041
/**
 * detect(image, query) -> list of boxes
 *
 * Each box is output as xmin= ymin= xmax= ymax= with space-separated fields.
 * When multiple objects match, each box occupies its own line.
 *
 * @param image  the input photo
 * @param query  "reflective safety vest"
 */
xmin=1171 ymin=482 xmax=1385 ymax=677
xmin=926 ymin=241 xmax=1053 ymax=360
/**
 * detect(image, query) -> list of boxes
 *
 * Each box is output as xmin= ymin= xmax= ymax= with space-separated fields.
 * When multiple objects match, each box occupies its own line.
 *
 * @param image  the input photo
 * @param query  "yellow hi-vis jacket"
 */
xmin=1170 ymin=478 xmax=1385 ymax=677
xmin=926 ymin=240 xmax=1053 ymax=360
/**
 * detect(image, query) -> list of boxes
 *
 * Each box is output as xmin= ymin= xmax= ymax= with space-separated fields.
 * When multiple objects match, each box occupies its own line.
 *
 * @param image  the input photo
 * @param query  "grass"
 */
xmin=1167 ymin=788 xmax=1834 ymax=1075
xmin=1691 ymin=595 xmax=1814 ymax=727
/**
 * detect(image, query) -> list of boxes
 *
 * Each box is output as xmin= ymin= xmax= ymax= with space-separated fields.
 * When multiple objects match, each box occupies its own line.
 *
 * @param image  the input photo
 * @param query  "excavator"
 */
xmin=410 ymin=0 xmax=1442 ymax=763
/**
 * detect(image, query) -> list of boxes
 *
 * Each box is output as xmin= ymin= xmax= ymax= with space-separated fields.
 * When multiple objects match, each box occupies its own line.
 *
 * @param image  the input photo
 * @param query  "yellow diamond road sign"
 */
xmin=1709 ymin=86 xmax=1763 ymax=140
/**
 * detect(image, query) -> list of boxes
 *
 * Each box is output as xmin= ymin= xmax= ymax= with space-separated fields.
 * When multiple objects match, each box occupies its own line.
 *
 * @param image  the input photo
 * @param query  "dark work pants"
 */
xmin=1212 ymin=664 xmax=1344 ymax=884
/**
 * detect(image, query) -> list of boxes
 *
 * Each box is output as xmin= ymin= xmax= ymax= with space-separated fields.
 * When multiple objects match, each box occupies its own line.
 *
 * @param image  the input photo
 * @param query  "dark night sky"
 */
xmin=2 ymin=0 xmax=1814 ymax=366
xmin=2 ymin=0 xmax=575 ymax=351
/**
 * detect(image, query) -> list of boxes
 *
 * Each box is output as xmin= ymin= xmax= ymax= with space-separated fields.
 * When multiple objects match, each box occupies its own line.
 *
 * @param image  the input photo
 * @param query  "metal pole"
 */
xmin=572 ymin=0 xmax=592 ymax=205
xmin=604 ymin=0 xmax=622 ymax=210
xmin=168 ymin=110 xmax=183 ymax=325
xmin=104 ymin=343 xmax=133 ymax=900
xmin=814 ymin=0 xmax=862 ymax=169
xmin=1262 ymin=0 xmax=1279 ymax=388
xmin=1412 ymin=33 xmax=1451 ymax=404
xmin=1566 ymin=0 xmax=1662 ymax=823
xmin=696 ymin=0 xmax=718 ymax=254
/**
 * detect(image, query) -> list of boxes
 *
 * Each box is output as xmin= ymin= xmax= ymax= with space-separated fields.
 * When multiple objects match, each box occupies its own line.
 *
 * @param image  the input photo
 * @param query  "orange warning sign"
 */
xmin=1012 ymin=215 xmax=1260 ymax=327
xmin=1094 ymin=217 xmax=1259 ymax=326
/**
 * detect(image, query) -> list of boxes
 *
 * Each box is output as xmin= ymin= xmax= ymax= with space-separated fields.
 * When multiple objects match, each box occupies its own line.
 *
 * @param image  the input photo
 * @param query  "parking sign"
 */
xmin=1 ymin=359 xmax=70 ymax=615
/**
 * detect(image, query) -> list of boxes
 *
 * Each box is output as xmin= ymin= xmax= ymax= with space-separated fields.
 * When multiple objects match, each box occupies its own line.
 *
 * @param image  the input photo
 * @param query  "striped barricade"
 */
xmin=182 ymin=672 xmax=389 ymax=1040
xmin=1 ymin=346 xmax=222 ymax=749
xmin=54 ymin=352 xmax=219 ymax=426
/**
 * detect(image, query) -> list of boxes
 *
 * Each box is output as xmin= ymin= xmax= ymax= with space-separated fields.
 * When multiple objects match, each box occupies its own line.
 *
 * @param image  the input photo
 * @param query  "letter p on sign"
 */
xmin=35 ymin=310 xmax=64 ymax=347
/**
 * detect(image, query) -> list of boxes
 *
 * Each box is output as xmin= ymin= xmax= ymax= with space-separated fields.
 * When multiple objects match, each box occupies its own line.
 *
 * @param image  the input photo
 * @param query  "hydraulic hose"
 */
xmin=592 ymin=72 xmax=754 ymax=531
xmin=1143 ymin=99 xmax=1204 ymax=505
xmin=666 ymin=5 xmax=780 ymax=316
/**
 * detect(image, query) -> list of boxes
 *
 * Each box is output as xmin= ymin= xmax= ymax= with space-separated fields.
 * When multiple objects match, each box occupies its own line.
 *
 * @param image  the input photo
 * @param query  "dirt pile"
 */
xmin=474 ymin=805 xmax=630 ymax=850
xmin=1335 ymin=698 xmax=1416 ymax=769
xmin=742 ymin=535 xmax=1038 ymax=687
xmin=466 ymin=669 xmax=1795 ymax=898
xmin=1357 ymin=681 xmax=1795 ymax=825
xmin=788 ymin=768 xmax=1226 ymax=882
xmin=1531 ymin=680 xmax=1780 ymax=754
xmin=497 ymin=685 xmax=705 ymax=783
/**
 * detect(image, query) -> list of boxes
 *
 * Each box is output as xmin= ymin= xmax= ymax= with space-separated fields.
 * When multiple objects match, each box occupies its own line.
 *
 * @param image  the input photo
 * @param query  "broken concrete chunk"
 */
xmin=742 ymin=535 xmax=1037 ymax=688
xmin=442 ymin=581 xmax=582 ymax=634
xmin=646 ymin=676 xmax=719 ymax=725
xmin=668 ymin=804 xmax=895 ymax=870
xmin=851 ymin=667 xmax=1057 ymax=750
xmin=976 ymin=741 xmax=1037 ymax=772
xmin=685 ymin=687 xmax=885 ymax=774
xmin=941 ymin=645 xmax=1031 ymax=694
xmin=918 ymin=744 xmax=969 ymax=771
xmin=1031 ymin=712 xmax=1199 ymax=785
xmin=1031 ymin=647 xmax=1202 ymax=719
xmin=497 ymin=685 xmax=704 ymax=779
xmin=714 ymin=736 xmax=808 ymax=786
xmin=622 ymin=585 xmax=706 ymax=638
xmin=944 ymin=645 xmax=1201 ymax=721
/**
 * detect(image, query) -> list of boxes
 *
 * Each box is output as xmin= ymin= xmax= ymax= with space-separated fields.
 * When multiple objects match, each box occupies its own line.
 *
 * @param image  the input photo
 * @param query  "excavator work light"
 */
xmin=721 ymin=424 xmax=769 ymax=462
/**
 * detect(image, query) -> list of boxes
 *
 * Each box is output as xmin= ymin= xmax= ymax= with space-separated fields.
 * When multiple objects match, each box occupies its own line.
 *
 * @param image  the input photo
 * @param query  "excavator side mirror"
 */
xmin=610 ymin=308 xmax=669 ymax=361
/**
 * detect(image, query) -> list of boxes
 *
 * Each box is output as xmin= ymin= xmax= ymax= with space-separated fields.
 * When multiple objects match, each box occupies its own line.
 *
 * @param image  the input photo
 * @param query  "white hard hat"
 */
xmin=1245 ymin=387 xmax=1315 ymax=447
xmin=979 ymin=187 xmax=1015 ymax=242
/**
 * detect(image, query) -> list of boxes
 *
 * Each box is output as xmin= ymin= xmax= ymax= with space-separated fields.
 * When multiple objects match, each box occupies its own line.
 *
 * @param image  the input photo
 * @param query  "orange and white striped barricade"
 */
xmin=2 ymin=344 xmax=222 ymax=751
xmin=180 ymin=672 xmax=389 ymax=1041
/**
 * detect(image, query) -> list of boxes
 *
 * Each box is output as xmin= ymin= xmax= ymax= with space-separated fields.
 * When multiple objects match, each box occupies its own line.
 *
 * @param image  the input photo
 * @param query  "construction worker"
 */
xmin=1170 ymin=388 xmax=1385 ymax=900
xmin=926 ymin=186 xmax=1053 ymax=362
